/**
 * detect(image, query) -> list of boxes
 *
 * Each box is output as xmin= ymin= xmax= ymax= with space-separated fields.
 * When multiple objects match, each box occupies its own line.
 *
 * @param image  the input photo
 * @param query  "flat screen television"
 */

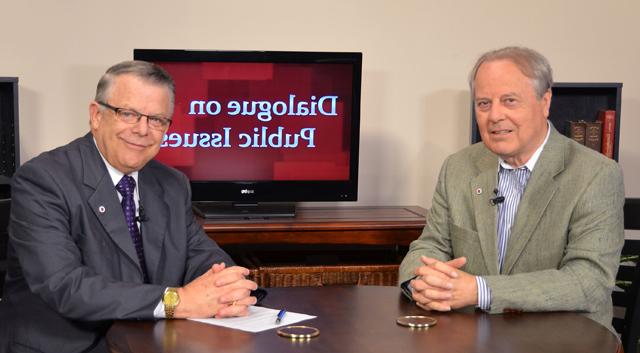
xmin=133 ymin=49 xmax=362 ymax=218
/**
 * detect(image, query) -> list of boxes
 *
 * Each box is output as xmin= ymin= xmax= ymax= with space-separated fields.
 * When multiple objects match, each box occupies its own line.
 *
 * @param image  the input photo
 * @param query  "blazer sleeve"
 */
xmin=484 ymin=163 xmax=624 ymax=314
xmin=179 ymin=171 xmax=234 ymax=283
xmin=399 ymin=157 xmax=455 ymax=283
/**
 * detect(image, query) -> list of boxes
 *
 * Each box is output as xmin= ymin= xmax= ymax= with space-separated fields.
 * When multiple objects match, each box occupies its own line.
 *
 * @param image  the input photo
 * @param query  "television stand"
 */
xmin=199 ymin=205 xmax=427 ymax=287
xmin=193 ymin=201 xmax=296 ymax=219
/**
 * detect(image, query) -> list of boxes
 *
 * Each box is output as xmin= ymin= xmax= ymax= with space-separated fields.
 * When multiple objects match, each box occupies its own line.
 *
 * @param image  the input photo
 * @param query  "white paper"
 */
xmin=189 ymin=306 xmax=316 ymax=333
xmin=625 ymin=229 xmax=640 ymax=240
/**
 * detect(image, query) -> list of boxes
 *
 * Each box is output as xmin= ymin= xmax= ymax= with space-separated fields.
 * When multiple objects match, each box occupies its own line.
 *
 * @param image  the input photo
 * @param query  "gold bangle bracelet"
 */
xmin=277 ymin=326 xmax=320 ymax=339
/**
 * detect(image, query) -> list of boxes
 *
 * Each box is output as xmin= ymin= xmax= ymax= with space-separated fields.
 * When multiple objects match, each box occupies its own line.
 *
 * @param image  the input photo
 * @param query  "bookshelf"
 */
xmin=470 ymin=82 xmax=623 ymax=161
xmin=0 ymin=77 xmax=19 ymax=199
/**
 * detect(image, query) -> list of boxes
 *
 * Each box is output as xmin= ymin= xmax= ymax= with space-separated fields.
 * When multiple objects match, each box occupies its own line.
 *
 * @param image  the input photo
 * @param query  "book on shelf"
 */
xmin=584 ymin=121 xmax=602 ymax=152
xmin=597 ymin=110 xmax=616 ymax=159
xmin=567 ymin=120 xmax=586 ymax=145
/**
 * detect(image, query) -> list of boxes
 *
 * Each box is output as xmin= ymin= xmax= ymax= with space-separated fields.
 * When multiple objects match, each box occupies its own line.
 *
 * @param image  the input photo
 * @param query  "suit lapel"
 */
xmin=138 ymin=168 xmax=169 ymax=283
xmin=502 ymin=128 xmax=565 ymax=274
xmin=80 ymin=135 xmax=142 ymax=273
xmin=470 ymin=148 xmax=500 ymax=275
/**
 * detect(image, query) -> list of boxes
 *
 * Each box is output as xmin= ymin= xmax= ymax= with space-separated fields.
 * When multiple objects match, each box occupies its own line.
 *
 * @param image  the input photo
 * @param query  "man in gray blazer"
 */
xmin=0 ymin=61 xmax=258 ymax=353
xmin=399 ymin=46 xmax=624 ymax=332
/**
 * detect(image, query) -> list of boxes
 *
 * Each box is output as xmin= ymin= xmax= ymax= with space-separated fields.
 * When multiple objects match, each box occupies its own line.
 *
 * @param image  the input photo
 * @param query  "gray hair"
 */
xmin=468 ymin=46 xmax=553 ymax=99
xmin=95 ymin=60 xmax=175 ymax=109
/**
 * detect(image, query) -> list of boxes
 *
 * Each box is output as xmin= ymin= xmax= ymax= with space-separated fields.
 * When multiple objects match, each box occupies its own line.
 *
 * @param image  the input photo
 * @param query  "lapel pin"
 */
xmin=98 ymin=205 xmax=106 ymax=213
xmin=475 ymin=187 xmax=483 ymax=195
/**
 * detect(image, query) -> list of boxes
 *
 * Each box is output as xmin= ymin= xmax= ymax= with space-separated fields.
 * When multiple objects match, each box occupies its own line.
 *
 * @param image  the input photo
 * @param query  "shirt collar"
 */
xmin=498 ymin=121 xmax=551 ymax=171
xmin=93 ymin=138 xmax=139 ymax=187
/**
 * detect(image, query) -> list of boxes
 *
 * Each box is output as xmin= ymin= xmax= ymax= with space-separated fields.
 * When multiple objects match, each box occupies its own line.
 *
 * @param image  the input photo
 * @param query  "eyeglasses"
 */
xmin=96 ymin=101 xmax=172 ymax=130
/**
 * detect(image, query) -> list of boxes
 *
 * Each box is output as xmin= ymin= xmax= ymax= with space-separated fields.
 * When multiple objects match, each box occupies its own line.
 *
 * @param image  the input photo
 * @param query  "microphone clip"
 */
xmin=136 ymin=205 xmax=148 ymax=222
xmin=490 ymin=188 xmax=505 ymax=206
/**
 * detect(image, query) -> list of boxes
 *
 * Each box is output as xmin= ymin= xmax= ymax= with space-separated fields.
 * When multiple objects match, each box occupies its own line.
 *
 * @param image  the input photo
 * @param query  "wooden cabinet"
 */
xmin=201 ymin=206 xmax=426 ymax=287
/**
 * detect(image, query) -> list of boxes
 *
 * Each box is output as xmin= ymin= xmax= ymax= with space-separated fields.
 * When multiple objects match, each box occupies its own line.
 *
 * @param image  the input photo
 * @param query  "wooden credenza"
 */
xmin=200 ymin=206 xmax=426 ymax=287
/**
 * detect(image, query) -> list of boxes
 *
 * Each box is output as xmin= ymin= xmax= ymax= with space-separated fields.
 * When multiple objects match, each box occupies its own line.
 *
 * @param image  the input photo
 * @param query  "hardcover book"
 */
xmin=584 ymin=121 xmax=602 ymax=152
xmin=597 ymin=110 xmax=616 ymax=159
xmin=567 ymin=120 xmax=586 ymax=145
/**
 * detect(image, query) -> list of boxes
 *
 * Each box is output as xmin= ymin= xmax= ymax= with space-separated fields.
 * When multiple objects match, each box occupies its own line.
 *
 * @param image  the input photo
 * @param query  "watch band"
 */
xmin=163 ymin=287 xmax=180 ymax=319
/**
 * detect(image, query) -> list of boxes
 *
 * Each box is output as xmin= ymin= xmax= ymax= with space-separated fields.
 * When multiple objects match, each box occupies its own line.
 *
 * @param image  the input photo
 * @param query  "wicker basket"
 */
xmin=249 ymin=264 xmax=399 ymax=287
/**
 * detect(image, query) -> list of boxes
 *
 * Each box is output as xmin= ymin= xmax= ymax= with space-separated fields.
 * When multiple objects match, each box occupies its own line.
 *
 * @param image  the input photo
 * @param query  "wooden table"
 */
xmin=107 ymin=286 xmax=621 ymax=353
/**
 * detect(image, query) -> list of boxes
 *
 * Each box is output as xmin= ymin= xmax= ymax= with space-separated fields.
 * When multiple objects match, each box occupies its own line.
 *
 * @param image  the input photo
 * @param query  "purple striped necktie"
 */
xmin=116 ymin=175 xmax=150 ymax=283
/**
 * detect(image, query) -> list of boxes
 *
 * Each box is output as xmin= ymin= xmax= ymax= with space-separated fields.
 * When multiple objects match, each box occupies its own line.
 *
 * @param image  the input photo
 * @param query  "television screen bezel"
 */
xmin=133 ymin=49 xmax=362 ymax=203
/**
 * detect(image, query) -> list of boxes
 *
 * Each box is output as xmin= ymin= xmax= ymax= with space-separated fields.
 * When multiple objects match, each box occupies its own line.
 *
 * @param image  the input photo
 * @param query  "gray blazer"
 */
xmin=0 ymin=133 xmax=233 ymax=353
xmin=399 ymin=126 xmax=624 ymax=332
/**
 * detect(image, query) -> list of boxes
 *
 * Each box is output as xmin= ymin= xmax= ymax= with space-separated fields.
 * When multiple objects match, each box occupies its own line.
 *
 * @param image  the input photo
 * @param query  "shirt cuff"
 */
xmin=400 ymin=276 xmax=417 ymax=300
xmin=153 ymin=289 xmax=167 ymax=318
xmin=475 ymin=276 xmax=492 ymax=311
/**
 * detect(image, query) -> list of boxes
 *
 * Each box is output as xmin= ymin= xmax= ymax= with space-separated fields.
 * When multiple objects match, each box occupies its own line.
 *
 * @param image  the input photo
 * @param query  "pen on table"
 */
xmin=276 ymin=309 xmax=287 ymax=324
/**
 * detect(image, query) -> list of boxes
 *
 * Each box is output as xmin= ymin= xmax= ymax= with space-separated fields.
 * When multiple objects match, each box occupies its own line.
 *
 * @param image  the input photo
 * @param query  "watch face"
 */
xmin=164 ymin=290 xmax=180 ymax=306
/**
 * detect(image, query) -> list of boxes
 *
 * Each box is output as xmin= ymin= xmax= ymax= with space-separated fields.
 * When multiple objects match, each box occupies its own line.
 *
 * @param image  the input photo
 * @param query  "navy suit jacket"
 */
xmin=0 ymin=133 xmax=233 ymax=353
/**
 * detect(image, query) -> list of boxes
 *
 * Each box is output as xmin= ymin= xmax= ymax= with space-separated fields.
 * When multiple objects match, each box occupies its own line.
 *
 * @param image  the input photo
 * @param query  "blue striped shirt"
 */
xmin=496 ymin=167 xmax=531 ymax=272
xmin=476 ymin=122 xmax=550 ymax=310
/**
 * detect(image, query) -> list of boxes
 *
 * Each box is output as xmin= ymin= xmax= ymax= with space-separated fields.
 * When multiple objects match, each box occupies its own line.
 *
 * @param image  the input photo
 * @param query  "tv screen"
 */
xmin=133 ymin=50 xmax=361 ymax=215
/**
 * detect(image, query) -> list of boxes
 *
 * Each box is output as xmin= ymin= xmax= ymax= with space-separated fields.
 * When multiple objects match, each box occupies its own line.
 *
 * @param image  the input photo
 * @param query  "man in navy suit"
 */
xmin=0 ymin=61 xmax=258 ymax=353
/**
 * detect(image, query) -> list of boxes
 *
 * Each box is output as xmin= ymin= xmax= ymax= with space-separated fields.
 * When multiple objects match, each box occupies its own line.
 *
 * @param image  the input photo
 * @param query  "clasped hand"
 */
xmin=175 ymin=263 xmax=258 ymax=319
xmin=410 ymin=256 xmax=478 ymax=311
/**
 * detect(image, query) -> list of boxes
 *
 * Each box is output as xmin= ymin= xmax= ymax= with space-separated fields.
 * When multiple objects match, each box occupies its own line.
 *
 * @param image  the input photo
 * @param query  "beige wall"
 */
xmin=1 ymin=0 xmax=639 ymax=208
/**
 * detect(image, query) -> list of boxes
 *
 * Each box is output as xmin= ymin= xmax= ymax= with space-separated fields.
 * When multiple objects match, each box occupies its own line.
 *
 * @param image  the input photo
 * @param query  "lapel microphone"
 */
xmin=490 ymin=188 xmax=505 ymax=206
xmin=136 ymin=204 xmax=149 ymax=222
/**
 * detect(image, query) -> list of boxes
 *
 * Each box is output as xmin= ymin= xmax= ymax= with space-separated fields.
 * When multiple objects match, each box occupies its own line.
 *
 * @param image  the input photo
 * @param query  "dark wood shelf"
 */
xmin=202 ymin=205 xmax=426 ymax=245
xmin=0 ymin=77 xmax=19 ymax=199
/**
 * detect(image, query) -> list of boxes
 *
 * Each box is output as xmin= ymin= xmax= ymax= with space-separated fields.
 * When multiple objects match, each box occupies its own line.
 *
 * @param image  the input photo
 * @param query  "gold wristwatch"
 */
xmin=163 ymin=287 xmax=180 ymax=319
